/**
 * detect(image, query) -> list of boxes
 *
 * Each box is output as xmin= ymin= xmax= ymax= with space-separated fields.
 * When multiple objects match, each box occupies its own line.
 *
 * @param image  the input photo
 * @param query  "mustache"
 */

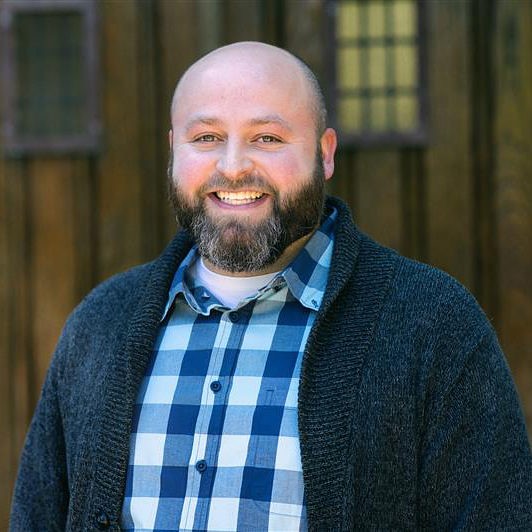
xmin=196 ymin=173 xmax=276 ymax=196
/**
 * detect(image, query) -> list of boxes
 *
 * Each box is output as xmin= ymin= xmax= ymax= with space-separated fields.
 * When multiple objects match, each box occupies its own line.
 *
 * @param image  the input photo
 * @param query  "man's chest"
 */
xmin=121 ymin=294 xmax=314 ymax=531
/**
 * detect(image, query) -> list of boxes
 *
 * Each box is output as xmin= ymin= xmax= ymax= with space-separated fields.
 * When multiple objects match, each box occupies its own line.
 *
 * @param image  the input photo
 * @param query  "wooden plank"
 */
xmin=28 ymin=159 xmax=78 ymax=394
xmin=223 ymin=0 xmax=261 ymax=43
xmin=1 ymin=159 xmax=32 ymax=528
xmin=284 ymin=0 xmax=326 ymax=80
xmin=355 ymin=151 xmax=402 ymax=251
xmin=493 ymin=0 xmax=532 ymax=433
xmin=327 ymin=149 xmax=358 ymax=217
xmin=424 ymin=1 xmax=474 ymax=287
xmin=97 ymin=0 xmax=144 ymax=281
xmin=0 ymin=154 xmax=11 ymax=529
xmin=136 ymin=0 xmax=164 ymax=260
xmin=471 ymin=0 xmax=498 ymax=319
xmin=71 ymin=158 xmax=97 ymax=300
xmin=400 ymin=148 xmax=427 ymax=261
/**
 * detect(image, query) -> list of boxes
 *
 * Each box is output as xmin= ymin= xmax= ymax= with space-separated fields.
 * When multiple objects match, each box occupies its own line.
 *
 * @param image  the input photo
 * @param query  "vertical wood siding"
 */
xmin=1 ymin=0 xmax=530 ymax=526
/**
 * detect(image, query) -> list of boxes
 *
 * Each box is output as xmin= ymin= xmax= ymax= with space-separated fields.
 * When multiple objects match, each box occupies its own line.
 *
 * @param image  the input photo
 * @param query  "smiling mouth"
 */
xmin=214 ymin=190 xmax=265 ymax=206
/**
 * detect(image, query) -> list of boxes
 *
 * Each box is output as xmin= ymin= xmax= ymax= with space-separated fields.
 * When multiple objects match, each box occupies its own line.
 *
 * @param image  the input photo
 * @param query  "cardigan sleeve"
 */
xmin=419 ymin=328 xmax=532 ymax=529
xmin=10 ymin=356 xmax=69 ymax=532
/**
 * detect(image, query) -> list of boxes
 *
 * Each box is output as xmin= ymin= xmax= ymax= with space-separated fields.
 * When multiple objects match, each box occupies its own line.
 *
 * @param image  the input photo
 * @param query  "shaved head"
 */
xmin=171 ymin=42 xmax=327 ymax=136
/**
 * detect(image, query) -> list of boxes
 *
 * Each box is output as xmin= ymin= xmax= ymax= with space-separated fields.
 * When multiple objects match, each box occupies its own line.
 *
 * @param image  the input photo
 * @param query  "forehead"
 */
xmin=171 ymin=53 xmax=315 ymax=131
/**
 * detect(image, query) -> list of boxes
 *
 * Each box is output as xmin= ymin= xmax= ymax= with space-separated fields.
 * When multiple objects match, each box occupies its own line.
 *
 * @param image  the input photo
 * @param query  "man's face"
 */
xmin=168 ymin=48 xmax=336 ymax=273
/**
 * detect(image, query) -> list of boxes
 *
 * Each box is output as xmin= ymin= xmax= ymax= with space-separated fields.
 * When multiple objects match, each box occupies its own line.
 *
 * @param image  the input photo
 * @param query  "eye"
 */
xmin=194 ymin=134 xmax=218 ymax=143
xmin=256 ymin=135 xmax=281 ymax=144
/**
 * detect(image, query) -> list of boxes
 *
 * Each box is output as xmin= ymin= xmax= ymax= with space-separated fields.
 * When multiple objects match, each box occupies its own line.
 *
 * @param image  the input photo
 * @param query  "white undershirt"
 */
xmin=188 ymin=258 xmax=281 ymax=309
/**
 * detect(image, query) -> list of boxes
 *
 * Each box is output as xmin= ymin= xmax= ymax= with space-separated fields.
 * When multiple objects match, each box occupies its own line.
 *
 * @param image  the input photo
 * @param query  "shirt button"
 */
xmin=228 ymin=311 xmax=240 ymax=323
xmin=210 ymin=381 xmax=222 ymax=393
xmin=196 ymin=459 xmax=208 ymax=473
xmin=95 ymin=511 xmax=110 ymax=529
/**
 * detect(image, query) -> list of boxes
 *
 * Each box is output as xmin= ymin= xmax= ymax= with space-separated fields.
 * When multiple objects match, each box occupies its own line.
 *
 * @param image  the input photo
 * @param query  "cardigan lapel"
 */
xmin=299 ymin=197 xmax=398 ymax=530
xmin=86 ymin=231 xmax=194 ymax=528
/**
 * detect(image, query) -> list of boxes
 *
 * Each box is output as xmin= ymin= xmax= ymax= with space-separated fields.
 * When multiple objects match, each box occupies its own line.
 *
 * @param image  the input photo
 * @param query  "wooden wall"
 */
xmin=1 ymin=0 xmax=531 ymax=526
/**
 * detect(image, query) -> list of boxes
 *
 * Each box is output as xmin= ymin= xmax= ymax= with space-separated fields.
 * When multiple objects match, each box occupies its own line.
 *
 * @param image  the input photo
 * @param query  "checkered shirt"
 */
xmin=120 ymin=208 xmax=337 ymax=531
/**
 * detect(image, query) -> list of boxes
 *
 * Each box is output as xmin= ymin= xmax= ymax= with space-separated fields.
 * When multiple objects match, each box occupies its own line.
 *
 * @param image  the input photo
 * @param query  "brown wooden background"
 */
xmin=1 ymin=0 xmax=531 ymax=526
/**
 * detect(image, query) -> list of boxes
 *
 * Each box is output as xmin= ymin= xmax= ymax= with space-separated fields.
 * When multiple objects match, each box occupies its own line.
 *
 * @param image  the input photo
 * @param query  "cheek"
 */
xmin=264 ymin=153 xmax=315 ymax=192
xmin=172 ymin=150 xmax=214 ymax=193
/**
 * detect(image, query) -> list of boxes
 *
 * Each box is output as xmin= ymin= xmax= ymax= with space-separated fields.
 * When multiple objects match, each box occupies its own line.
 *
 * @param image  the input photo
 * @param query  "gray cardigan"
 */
xmin=11 ymin=197 xmax=532 ymax=531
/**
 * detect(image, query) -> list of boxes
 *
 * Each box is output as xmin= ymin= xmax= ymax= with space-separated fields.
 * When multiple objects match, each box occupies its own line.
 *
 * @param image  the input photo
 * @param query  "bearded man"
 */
xmin=10 ymin=42 xmax=532 ymax=531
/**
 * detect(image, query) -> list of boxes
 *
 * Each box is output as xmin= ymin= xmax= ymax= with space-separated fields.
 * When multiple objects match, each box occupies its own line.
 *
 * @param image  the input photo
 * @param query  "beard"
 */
xmin=168 ymin=150 xmax=326 ymax=273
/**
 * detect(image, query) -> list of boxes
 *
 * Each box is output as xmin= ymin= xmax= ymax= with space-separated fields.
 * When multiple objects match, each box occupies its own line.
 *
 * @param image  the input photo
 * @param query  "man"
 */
xmin=10 ymin=42 xmax=531 ymax=531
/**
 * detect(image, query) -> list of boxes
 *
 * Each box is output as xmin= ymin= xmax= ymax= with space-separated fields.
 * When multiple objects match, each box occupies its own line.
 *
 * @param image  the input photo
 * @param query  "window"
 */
xmin=0 ymin=0 xmax=100 ymax=154
xmin=325 ymin=0 xmax=427 ymax=145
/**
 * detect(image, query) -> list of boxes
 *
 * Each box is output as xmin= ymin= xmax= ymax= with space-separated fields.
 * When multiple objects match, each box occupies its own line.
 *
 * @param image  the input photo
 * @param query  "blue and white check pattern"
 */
xmin=121 ymin=208 xmax=337 ymax=531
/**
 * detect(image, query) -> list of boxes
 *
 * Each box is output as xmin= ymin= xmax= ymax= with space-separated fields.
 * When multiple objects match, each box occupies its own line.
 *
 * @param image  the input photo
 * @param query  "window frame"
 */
xmin=324 ymin=0 xmax=428 ymax=147
xmin=0 ymin=0 xmax=100 ymax=155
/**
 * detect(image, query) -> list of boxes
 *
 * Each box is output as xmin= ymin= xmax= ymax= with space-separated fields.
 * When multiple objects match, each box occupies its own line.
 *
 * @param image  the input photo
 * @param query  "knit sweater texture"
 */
xmin=10 ymin=196 xmax=532 ymax=531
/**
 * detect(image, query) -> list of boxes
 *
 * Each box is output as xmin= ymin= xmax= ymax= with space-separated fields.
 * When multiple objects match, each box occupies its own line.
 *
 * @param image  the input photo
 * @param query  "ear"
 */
xmin=319 ymin=128 xmax=337 ymax=180
xmin=168 ymin=129 xmax=173 ymax=148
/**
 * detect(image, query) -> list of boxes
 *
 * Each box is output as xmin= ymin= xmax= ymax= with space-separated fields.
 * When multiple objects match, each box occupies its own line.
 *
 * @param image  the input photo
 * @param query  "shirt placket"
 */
xmin=183 ymin=308 xmax=248 ymax=531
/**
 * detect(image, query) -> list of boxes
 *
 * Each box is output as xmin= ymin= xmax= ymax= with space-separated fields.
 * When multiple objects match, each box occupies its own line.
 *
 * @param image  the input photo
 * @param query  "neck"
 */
xmin=203 ymin=229 xmax=316 ymax=278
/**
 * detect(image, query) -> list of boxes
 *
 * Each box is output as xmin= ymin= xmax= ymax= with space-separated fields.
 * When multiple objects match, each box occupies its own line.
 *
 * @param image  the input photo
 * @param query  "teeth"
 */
xmin=215 ymin=190 xmax=264 ymax=205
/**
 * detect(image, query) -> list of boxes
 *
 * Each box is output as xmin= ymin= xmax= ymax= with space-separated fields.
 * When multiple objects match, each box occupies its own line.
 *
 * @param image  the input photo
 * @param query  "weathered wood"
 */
xmin=70 ymin=158 xmax=96 ymax=301
xmin=97 ymin=0 xmax=144 ymax=281
xmin=425 ymin=1 xmax=474 ymax=288
xmin=1 ymin=159 xmax=32 ymax=529
xmin=493 ymin=0 xmax=532 ymax=432
xmin=355 ymin=151 xmax=403 ymax=251
xmin=223 ymin=0 xmax=262 ymax=43
xmin=28 ymin=159 xmax=78 ymax=393
xmin=327 ymin=149 xmax=358 ymax=217
xmin=284 ymin=0 xmax=326 ymax=81
xmin=400 ymin=148 xmax=426 ymax=261
xmin=471 ymin=0 xmax=498 ymax=320
xmin=137 ymin=0 xmax=165 ymax=260
xmin=0 ymin=154 xmax=11 ymax=529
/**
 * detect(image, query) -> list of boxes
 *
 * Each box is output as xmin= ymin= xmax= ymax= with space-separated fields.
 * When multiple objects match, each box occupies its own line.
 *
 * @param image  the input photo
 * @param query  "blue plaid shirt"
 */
xmin=121 ymin=208 xmax=337 ymax=531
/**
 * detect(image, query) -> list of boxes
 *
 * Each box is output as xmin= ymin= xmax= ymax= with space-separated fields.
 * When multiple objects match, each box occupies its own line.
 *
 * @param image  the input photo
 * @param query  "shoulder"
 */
xmin=327 ymin=196 xmax=492 ymax=342
xmin=391 ymin=251 xmax=491 ymax=338
xmin=55 ymin=261 xmax=154 ymax=357
xmin=72 ymin=261 xmax=153 ymax=322
xmin=346 ymin=231 xmax=498 ymax=387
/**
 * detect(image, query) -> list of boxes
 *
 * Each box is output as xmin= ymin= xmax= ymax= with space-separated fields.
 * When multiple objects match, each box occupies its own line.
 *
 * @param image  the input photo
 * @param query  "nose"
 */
xmin=215 ymin=140 xmax=253 ymax=179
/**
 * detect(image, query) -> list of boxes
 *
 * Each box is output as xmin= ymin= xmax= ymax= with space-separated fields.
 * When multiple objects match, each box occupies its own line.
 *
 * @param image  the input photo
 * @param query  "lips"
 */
xmin=214 ymin=190 xmax=265 ymax=206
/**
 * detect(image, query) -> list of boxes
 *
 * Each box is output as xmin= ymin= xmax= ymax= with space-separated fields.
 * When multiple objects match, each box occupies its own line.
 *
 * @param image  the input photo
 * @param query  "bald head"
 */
xmin=171 ymin=42 xmax=327 ymax=136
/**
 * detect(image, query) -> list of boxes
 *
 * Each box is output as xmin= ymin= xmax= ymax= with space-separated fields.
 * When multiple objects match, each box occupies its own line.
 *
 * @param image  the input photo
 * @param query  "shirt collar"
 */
xmin=281 ymin=206 xmax=337 ymax=311
xmin=161 ymin=206 xmax=337 ymax=320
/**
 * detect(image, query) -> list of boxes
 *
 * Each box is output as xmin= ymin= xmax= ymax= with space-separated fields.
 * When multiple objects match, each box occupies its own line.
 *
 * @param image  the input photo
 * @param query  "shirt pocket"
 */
xmin=246 ymin=404 xmax=305 ymax=518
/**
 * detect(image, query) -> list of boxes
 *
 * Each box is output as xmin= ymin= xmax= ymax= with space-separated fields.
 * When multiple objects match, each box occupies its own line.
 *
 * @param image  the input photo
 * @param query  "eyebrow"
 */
xmin=184 ymin=114 xmax=293 ymax=133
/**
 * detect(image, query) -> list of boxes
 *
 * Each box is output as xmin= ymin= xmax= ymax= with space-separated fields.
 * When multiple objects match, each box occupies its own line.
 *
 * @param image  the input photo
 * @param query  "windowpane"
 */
xmin=331 ymin=0 xmax=426 ymax=144
xmin=396 ymin=95 xmax=417 ymax=129
xmin=394 ymin=0 xmax=417 ymax=37
xmin=0 ymin=0 xmax=100 ymax=154
xmin=367 ymin=1 xmax=386 ymax=38
xmin=394 ymin=44 xmax=417 ymax=87
xmin=338 ymin=47 xmax=361 ymax=89
xmin=337 ymin=2 xmax=361 ymax=39
xmin=368 ymin=45 xmax=387 ymax=88
xmin=370 ymin=96 xmax=388 ymax=131
xmin=16 ymin=12 xmax=86 ymax=137
xmin=338 ymin=97 xmax=362 ymax=131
